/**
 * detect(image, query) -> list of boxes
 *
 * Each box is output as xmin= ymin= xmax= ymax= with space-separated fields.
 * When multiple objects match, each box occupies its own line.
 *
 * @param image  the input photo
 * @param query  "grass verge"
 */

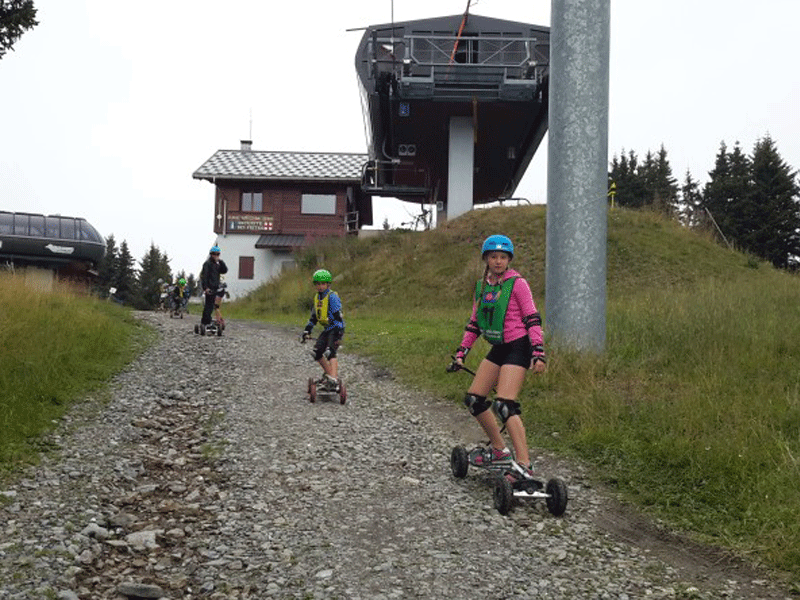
xmin=0 ymin=273 xmax=143 ymax=472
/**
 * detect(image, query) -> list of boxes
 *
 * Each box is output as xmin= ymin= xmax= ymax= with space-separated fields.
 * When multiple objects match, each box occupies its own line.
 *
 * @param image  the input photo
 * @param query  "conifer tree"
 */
xmin=610 ymin=147 xmax=678 ymax=212
xmin=651 ymin=145 xmax=680 ymax=216
xmin=95 ymin=234 xmax=118 ymax=298
xmin=640 ymin=149 xmax=658 ymax=206
xmin=727 ymin=143 xmax=754 ymax=246
xmin=0 ymin=0 xmax=38 ymax=59
xmin=136 ymin=243 xmax=172 ymax=309
xmin=680 ymin=170 xmax=704 ymax=228
xmin=186 ymin=273 xmax=198 ymax=297
xmin=702 ymin=141 xmax=751 ymax=247
xmin=113 ymin=240 xmax=137 ymax=305
xmin=748 ymin=135 xmax=800 ymax=268
xmin=609 ymin=150 xmax=648 ymax=208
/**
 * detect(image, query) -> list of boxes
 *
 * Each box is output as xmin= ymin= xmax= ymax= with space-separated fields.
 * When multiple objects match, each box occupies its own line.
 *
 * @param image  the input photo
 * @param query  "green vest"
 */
xmin=314 ymin=291 xmax=331 ymax=326
xmin=475 ymin=277 xmax=517 ymax=345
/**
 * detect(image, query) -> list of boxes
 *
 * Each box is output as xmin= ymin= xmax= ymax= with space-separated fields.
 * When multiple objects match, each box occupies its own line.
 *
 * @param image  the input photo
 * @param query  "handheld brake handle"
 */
xmin=447 ymin=355 xmax=476 ymax=376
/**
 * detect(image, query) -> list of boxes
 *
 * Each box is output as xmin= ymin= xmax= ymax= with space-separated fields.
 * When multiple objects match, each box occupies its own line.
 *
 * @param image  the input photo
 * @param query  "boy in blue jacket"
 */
xmin=301 ymin=269 xmax=345 ymax=389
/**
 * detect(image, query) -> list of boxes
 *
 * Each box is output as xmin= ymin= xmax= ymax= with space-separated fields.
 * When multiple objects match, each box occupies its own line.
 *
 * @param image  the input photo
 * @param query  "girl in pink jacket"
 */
xmin=454 ymin=234 xmax=546 ymax=475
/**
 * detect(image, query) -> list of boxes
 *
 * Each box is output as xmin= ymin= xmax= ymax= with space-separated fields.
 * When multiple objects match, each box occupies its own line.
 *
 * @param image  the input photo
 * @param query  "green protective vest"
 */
xmin=314 ymin=291 xmax=331 ymax=326
xmin=475 ymin=277 xmax=518 ymax=345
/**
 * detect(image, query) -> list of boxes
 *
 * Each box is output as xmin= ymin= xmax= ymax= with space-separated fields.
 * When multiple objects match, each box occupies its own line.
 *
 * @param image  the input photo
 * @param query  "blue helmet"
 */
xmin=210 ymin=245 xmax=221 ymax=254
xmin=481 ymin=235 xmax=514 ymax=259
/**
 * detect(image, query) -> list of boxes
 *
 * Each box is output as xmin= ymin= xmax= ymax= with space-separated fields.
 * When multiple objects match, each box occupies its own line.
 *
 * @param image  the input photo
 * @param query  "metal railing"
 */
xmin=360 ymin=159 xmax=430 ymax=197
xmin=370 ymin=34 xmax=546 ymax=79
xmin=367 ymin=33 xmax=547 ymax=100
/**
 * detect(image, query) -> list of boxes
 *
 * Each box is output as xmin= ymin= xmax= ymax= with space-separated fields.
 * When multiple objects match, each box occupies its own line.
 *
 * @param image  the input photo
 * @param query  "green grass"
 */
xmin=0 ymin=274 xmax=142 ymax=470
xmin=227 ymin=205 xmax=800 ymax=579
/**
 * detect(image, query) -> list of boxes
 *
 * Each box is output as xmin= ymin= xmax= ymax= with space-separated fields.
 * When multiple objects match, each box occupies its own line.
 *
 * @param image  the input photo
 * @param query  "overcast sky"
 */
xmin=2 ymin=0 xmax=798 ymax=277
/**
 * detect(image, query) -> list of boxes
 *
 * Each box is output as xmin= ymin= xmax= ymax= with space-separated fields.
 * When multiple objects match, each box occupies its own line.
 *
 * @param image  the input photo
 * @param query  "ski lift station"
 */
xmin=356 ymin=13 xmax=550 ymax=222
xmin=193 ymin=11 xmax=550 ymax=298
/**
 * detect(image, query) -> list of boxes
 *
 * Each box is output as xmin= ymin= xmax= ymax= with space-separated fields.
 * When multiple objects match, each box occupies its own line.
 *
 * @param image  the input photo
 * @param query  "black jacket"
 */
xmin=200 ymin=257 xmax=228 ymax=291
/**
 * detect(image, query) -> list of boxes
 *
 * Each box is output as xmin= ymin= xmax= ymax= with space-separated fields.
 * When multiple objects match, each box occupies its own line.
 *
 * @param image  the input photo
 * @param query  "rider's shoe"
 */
xmin=323 ymin=374 xmax=340 ymax=391
xmin=519 ymin=463 xmax=536 ymax=479
xmin=473 ymin=446 xmax=512 ymax=467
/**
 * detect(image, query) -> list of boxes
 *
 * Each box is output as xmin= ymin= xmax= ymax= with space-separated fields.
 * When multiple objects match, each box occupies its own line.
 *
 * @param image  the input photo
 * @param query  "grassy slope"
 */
xmin=0 ymin=276 xmax=144 ymax=470
xmin=232 ymin=205 xmax=800 ymax=579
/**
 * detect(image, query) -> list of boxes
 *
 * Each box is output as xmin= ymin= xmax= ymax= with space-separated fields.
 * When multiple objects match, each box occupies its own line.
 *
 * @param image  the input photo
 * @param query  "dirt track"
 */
xmin=0 ymin=312 xmax=792 ymax=599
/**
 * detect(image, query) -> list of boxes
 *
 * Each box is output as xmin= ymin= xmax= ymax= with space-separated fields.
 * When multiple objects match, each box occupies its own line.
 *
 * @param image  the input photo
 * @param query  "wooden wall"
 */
xmin=214 ymin=182 xmax=350 ymax=238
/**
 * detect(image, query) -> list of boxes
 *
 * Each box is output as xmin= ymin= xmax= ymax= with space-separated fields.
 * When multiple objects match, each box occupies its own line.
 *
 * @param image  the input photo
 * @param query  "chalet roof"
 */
xmin=193 ymin=150 xmax=368 ymax=183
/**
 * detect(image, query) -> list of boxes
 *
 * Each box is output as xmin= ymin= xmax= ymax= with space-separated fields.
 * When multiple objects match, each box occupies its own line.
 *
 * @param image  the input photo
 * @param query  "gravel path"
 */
xmin=0 ymin=312 xmax=792 ymax=599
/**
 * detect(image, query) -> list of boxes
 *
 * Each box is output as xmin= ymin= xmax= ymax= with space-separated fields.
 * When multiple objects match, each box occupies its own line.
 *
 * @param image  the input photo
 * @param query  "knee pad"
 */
xmin=494 ymin=398 xmax=521 ymax=423
xmin=463 ymin=393 xmax=491 ymax=417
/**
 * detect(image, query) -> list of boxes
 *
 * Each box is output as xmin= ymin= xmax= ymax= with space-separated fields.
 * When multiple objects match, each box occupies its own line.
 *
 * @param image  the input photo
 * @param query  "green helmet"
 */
xmin=312 ymin=269 xmax=332 ymax=283
xmin=178 ymin=278 xmax=186 ymax=286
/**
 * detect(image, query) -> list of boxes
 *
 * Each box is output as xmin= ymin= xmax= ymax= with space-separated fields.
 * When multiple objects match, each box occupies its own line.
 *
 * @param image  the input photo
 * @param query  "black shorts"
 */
xmin=314 ymin=328 xmax=343 ymax=360
xmin=485 ymin=336 xmax=532 ymax=369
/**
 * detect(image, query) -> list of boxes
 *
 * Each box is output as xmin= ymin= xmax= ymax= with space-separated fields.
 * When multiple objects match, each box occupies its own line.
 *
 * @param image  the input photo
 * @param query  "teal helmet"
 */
xmin=312 ymin=269 xmax=332 ymax=283
xmin=210 ymin=245 xmax=221 ymax=254
xmin=481 ymin=235 xmax=514 ymax=259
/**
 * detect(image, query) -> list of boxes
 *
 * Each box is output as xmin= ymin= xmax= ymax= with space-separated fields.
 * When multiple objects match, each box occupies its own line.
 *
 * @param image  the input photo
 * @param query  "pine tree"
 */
xmin=702 ymin=141 xmax=751 ymax=248
xmin=680 ymin=170 xmax=704 ymax=228
xmin=639 ymin=150 xmax=658 ymax=208
xmin=0 ymin=0 xmax=38 ymax=59
xmin=609 ymin=147 xmax=678 ymax=211
xmin=651 ymin=145 xmax=680 ymax=216
xmin=727 ymin=143 xmax=754 ymax=247
xmin=113 ymin=241 xmax=137 ymax=305
xmin=748 ymin=135 xmax=800 ymax=268
xmin=136 ymin=243 xmax=172 ymax=310
xmin=95 ymin=234 xmax=118 ymax=298
xmin=186 ymin=273 xmax=198 ymax=297
xmin=609 ymin=150 xmax=648 ymax=209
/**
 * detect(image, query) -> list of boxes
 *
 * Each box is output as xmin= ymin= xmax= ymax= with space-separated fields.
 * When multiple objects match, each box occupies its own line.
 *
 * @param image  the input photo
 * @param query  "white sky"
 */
xmin=2 ymin=0 xmax=798 ymax=277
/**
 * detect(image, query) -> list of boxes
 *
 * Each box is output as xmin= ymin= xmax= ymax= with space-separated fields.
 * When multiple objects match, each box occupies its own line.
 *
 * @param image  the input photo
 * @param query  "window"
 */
xmin=60 ymin=218 xmax=76 ymax=240
xmin=80 ymin=221 xmax=103 ymax=242
xmin=13 ymin=214 xmax=29 ymax=235
xmin=301 ymin=194 xmax=336 ymax=215
xmin=239 ymin=256 xmax=254 ymax=280
xmin=0 ymin=213 xmax=12 ymax=235
xmin=241 ymin=192 xmax=263 ymax=212
xmin=29 ymin=215 xmax=45 ymax=237
xmin=45 ymin=217 xmax=60 ymax=238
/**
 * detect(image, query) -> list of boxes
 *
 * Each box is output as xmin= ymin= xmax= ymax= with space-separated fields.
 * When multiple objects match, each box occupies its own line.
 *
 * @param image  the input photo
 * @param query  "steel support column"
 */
xmin=545 ymin=0 xmax=610 ymax=352
xmin=443 ymin=116 xmax=474 ymax=222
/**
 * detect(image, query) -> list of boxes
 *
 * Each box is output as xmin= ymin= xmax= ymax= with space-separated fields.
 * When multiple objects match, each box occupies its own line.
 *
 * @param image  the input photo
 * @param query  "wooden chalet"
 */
xmin=192 ymin=141 xmax=372 ymax=299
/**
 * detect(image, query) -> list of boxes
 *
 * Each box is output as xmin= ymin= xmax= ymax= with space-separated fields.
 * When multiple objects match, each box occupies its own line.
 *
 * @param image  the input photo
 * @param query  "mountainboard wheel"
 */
xmin=545 ymin=478 xmax=568 ymax=516
xmin=194 ymin=324 xmax=199 ymax=334
xmin=450 ymin=445 xmax=469 ymax=479
xmin=200 ymin=324 xmax=206 ymax=336
xmin=493 ymin=474 xmax=514 ymax=515
xmin=308 ymin=378 xmax=316 ymax=403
